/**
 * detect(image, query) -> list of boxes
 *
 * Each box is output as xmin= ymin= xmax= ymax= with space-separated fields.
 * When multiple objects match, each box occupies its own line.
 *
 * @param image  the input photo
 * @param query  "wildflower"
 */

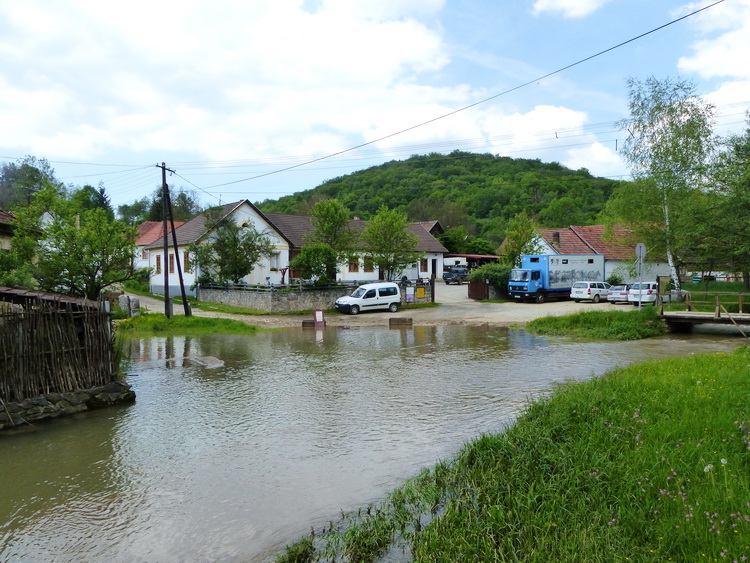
xmin=721 ymin=458 xmax=728 ymax=465
xmin=704 ymin=464 xmax=714 ymax=472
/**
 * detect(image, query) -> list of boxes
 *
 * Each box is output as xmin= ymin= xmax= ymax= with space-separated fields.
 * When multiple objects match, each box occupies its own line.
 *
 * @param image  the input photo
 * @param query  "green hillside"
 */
xmin=256 ymin=151 xmax=627 ymax=245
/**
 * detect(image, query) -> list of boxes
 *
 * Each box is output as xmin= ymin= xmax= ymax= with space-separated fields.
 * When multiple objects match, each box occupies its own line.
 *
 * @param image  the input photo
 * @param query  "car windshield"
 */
xmin=510 ymin=270 xmax=529 ymax=282
xmin=351 ymin=288 xmax=366 ymax=298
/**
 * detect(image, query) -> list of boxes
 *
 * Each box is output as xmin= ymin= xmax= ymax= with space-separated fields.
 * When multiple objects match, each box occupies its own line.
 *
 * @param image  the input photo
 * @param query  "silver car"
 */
xmin=570 ymin=281 xmax=610 ymax=303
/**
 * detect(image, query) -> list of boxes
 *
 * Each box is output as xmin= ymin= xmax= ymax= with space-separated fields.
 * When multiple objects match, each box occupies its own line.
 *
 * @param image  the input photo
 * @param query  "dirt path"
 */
xmin=129 ymin=283 xmax=615 ymax=329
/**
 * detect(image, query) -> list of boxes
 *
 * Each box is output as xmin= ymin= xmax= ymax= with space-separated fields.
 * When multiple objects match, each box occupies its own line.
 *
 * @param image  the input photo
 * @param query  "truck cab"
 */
xmin=508 ymin=268 xmax=545 ymax=302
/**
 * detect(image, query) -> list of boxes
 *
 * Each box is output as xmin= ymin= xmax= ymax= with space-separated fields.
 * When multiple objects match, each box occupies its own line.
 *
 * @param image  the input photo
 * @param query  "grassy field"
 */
xmin=525 ymin=306 xmax=667 ymax=340
xmin=277 ymin=347 xmax=750 ymax=562
xmin=115 ymin=313 xmax=263 ymax=335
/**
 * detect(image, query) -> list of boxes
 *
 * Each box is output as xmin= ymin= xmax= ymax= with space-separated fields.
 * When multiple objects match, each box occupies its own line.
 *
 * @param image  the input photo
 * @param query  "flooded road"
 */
xmin=0 ymin=325 xmax=744 ymax=562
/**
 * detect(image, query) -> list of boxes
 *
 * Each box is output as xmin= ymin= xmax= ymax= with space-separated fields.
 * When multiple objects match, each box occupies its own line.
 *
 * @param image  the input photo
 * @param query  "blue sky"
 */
xmin=1 ymin=0 xmax=748 ymax=211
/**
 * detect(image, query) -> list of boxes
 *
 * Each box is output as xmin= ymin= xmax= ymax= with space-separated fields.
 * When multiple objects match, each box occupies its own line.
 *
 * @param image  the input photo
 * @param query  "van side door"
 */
xmin=362 ymin=288 xmax=377 ymax=309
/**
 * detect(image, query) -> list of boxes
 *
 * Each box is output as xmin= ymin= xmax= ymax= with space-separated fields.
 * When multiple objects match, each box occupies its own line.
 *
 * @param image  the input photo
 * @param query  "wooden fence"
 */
xmin=0 ymin=301 xmax=116 ymax=403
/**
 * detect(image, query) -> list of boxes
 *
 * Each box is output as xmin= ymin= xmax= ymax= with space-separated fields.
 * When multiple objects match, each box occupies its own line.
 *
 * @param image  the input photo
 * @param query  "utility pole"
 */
xmin=165 ymin=184 xmax=192 ymax=316
xmin=160 ymin=163 xmax=173 ymax=318
xmin=157 ymin=162 xmax=192 ymax=317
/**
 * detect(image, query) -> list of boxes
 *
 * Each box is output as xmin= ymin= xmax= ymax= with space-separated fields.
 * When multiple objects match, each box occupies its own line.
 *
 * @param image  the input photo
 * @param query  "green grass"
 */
xmin=525 ymin=307 xmax=667 ymax=340
xmin=277 ymin=347 xmax=750 ymax=562
xmin=115 ymin=313 xmax=262 ymax=335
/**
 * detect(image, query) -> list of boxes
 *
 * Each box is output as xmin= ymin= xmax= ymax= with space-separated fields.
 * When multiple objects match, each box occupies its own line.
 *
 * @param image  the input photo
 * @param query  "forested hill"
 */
xmin=256 ymin=151 xmax=628 ymax=244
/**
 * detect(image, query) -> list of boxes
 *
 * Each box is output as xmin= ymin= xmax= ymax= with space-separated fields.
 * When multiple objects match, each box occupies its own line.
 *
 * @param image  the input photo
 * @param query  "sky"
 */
xmin=1 ymin=0 xmax=749 ymax=212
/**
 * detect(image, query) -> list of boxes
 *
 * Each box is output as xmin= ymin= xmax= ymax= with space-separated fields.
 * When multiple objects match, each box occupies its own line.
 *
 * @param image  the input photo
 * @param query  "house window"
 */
xmin=420 ymin=259 xmax=427 ymax=273
xmin=169 ymin=253 xmax=175 ymax=274
xmin=363 ymin=256 xmax=374 ymax=272
xmin=183 ymin=251 xmax=190 ymax=274
xmin=155 ymin=254 xmax=161 ymax=274
xmin=348 ymin=258 xmax=359 ymax=273
xmin=141 ymin=248 xmax=148 ymax=260
xmin=270 ymin=253 xmax=280 ymax=270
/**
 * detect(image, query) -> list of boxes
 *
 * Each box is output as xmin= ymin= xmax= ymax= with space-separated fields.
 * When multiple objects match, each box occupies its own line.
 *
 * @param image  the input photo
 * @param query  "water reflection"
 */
xmin=1 ymin=326 xmax=744 ymax=562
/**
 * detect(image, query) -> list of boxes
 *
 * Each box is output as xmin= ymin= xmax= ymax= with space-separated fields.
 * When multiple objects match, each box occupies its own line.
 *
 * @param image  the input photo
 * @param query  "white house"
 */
xmin=147 ymin=200 xmax=290 ymax=296
xmin=145 ymin=200 xmax=448 ymax=296
xmin=263 ymin=214 xmax=448 ymax=283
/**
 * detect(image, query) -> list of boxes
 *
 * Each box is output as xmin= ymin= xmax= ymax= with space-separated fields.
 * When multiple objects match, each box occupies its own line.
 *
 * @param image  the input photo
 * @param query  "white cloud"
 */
xmin=531 ymin=0 xmax=611 ymax=19
xmin=677 ymin=0 xmax=750 ymax=80
xmin=564 ymin=142 xmax=624 ymax=178
xmin=0 ymin=0 xmax=451 ymax=161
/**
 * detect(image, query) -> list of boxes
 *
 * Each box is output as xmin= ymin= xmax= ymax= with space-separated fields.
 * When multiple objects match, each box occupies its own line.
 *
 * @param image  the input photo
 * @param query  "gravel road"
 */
xmin=129 ymin=283 xmax=613 ymax=329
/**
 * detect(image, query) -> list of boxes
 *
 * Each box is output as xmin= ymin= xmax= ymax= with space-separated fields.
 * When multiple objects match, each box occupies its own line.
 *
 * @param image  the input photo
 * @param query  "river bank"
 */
xmin=277 ymin=346 xmax=750 ymax=562
xmin=129 ymin=283 xmax=614 ymax=329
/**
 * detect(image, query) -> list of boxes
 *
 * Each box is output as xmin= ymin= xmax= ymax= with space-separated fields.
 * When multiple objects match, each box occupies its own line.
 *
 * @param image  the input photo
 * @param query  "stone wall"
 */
xmin=198 ymin=287 xmax=349 ymax=312
xmin=0 ymin=381 xmax=136 ymax=431
xmin=198 ymin=282 xmax=434 ymax=313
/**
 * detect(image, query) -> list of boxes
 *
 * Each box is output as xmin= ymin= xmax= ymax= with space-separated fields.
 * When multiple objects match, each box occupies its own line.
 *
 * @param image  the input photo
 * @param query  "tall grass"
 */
xmin=526 ymin=307 xmax=666 ymax=340
xmin=277 ymin=347 xmax=750 ymax=562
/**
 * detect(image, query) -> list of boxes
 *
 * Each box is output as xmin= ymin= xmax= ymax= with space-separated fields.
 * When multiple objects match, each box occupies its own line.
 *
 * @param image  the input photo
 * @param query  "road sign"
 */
xmin=635 ymin=243 xmax=647 ymax=260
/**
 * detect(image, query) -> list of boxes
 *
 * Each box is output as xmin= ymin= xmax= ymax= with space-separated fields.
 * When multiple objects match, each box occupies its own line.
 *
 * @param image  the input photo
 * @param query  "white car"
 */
xmin=628 ymin=282 xmax=659 ymax=305
xmin=334 ymin=282 xmax=401 ymax=315
xmin=570 ymin=281 xmax=611 ymax=303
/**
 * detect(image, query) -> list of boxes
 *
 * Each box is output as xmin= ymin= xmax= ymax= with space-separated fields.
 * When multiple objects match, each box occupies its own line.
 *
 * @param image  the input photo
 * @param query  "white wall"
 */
xmin=606 ymin=259 xmax=672 ymax=284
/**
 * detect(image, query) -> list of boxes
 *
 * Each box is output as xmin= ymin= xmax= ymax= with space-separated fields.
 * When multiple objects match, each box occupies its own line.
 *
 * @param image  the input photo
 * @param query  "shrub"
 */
xmin=468 ymin=263 xmax=513 ymax=297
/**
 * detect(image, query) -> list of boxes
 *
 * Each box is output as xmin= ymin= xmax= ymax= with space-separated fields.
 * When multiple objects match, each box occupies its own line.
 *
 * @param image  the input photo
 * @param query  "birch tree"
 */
xmin=617 ymin=76 xmax=716 ymax=290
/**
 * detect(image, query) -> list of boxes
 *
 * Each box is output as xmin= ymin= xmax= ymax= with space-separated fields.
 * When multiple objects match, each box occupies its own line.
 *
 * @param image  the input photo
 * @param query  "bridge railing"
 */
xmin=658 ymin=291 xmax=750 ymax=316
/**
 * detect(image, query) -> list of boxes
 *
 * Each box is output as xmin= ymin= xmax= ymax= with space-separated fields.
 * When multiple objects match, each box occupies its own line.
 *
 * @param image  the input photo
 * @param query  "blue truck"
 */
xmin=508 ymin=254 xmax=605 ymax=303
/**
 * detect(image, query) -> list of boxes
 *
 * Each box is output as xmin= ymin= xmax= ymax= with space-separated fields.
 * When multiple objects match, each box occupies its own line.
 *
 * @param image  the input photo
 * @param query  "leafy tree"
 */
xmin=7 ymin=186 xmax=139 ymax=299
xmin=500 ymin=212 xmax=543 ymax=266
xmin=360 ymin=206 xmax=423 ymax=281
xmin=615 ymin=76 xmax=717 ymax=290
xmin=711 ymin=116 xmax=750 ymax=288
xmin=438 ymin=226 xmax=470 ymax=253
xmin=117 ymin=196 xmax=151 ymax=225
xmin=145 ymin=187 xmax=202 ymax=222
xmin=190 ymin=212 xmax=274 ymax=285
xmin=0 ymin=156 xmax=61 ymax=209
xmin=289 ymin=243 xmax=338 ymax=282
xmin=465 ymin=237 xmax=497 ymax=256
xmin=304 ymin=199 xmax=358 ymax=280
xmin=70 ymin=183 xmax=114 ymax=220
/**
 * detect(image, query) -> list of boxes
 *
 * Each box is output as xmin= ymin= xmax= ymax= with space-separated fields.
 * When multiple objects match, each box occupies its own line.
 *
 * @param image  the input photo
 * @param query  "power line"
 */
xmin=200 ymin=0 xmax=727 ymax=190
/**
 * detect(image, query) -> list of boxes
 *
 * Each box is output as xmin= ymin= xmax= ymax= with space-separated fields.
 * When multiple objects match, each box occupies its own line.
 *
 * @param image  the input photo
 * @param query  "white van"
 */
xmin=334 ymin=282 xmax=401 ymax=315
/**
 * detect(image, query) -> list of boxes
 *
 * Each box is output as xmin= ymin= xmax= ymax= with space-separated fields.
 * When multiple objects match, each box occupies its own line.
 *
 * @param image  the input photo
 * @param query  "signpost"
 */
xmin=635 ymin=243 xmax=646 ymax=310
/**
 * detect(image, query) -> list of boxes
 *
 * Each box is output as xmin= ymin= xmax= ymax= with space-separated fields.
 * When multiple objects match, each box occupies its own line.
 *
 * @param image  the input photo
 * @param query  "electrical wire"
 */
xmin=200 ymin=0 xmax=727 ymax=190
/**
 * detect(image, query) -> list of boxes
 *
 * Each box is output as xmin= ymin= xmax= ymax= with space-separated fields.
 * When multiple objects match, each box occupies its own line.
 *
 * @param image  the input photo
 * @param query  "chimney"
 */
xmin=552 ymin=231 xmax=560 ymax=246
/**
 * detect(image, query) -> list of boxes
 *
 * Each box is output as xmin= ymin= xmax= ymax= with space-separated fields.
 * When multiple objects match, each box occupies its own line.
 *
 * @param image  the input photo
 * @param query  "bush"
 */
xmin=468 ymin=263 xmax=513 ymax=297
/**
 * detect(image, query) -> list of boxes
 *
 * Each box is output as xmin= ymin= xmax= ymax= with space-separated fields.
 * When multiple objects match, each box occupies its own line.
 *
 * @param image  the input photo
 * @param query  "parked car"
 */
xmin=570 ymin=281 xmax=611 ymax=303
xmin=443 ymin=267 xmax=469 ymax=285
xmin=334 ymin=282 xmax=401 ymax=315
xmin=628 ymin=281 xmax=659 ymax=305
xmin=607 ymin=284 xmax=631 ymax=304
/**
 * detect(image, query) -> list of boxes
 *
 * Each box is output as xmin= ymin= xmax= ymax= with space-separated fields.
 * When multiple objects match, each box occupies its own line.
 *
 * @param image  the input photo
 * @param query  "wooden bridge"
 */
xmin=657 ymin=291 xmax=750 ymax=337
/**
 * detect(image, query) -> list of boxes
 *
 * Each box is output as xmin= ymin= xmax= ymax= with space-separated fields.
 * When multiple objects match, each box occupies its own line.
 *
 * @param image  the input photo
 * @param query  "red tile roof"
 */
xmin=540 ymin=225 xmax=635 ymax=260
xmin=571 ymin=225 xmax=635 ymax=260
xmin=135 ymin=220 xmax=185 ymax=246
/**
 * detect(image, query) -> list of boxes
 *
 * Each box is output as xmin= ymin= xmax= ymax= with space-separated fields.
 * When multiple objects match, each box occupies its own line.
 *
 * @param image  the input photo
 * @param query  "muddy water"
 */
xmin=0 ymin=326 xmax=743 ymax=562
